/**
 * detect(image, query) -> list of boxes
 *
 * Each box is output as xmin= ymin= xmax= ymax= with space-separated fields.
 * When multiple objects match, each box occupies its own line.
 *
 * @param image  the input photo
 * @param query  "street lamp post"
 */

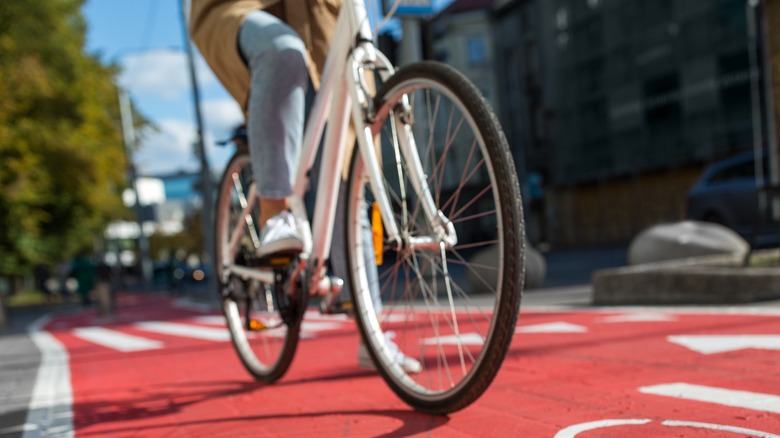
xmin=748 ymin=0 xmax=780 ymax=221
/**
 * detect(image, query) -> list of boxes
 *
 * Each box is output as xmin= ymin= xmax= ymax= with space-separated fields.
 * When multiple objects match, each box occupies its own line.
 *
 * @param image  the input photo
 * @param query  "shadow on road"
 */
xmin=67 ymin=378 xmax=449 ymax=437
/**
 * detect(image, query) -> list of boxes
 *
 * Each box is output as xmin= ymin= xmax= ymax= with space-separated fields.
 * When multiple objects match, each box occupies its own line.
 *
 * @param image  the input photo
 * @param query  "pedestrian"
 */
xmin=56 ymin=260 xmax=73 ymax=300
xmin=34 ymin=263 xmax=53 ymax=302
xmin=189 ymin=0 xmax=420 ymax=372
xmin=95 ymin=255 xmax=115 ymax=316
xmin=71 ymin=252 xmax=96 ymax=306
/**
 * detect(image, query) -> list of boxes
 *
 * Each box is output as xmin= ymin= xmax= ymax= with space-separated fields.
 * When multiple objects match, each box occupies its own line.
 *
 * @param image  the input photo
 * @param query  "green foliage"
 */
xmin=0 ymin=0 xmax=133 ymax=275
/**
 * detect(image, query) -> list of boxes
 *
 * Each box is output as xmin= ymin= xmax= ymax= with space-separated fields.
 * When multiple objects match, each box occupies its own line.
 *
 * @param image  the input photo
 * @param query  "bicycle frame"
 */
xmin=224 ymin=0 xmax=456 ymax=294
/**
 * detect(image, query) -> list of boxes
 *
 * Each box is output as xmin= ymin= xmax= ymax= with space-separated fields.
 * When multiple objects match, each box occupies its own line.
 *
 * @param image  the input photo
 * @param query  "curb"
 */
xmin=592 ymin=251 xmax=780 ymax=305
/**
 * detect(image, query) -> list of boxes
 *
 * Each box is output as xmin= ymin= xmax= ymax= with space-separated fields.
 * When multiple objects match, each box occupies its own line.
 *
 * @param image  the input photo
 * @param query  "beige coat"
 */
xmin=189 ymin=0 xmax=341 ymax=110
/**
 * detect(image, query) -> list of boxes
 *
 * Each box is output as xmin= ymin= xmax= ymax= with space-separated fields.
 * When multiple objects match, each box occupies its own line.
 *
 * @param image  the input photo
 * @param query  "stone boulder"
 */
xmin=628 ymin=221 xmax=749 ymax=265
xmin=466 ymin=242 xmax=546 ymax=291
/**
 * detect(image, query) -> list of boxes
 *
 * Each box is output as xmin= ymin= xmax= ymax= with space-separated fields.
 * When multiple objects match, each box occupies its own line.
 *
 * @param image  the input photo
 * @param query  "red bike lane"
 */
xmin=37 ymin=294 xmax=780 ymax=437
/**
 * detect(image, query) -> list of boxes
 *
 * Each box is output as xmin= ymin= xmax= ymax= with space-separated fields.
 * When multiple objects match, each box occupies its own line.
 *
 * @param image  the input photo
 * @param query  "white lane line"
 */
xmin=24 ymin=316 xmax=74 ymax=438
xmin=668 ymin=335 xmax=780 ymax=354
xmin=525 ymin=306 xmax=780 ymax=316
xmin=600 ymin=312 xmax=676 ymax=323
xmin=422 ymin=333 xmax=485 ymax=346
xmin=172 ymin=298 xmax=216 ymax=312
xmin=72 ymin=327 xmax=163 ymax=352
xmin=192 ymin=316 xmax=345 ymax=332
xmin=134 ymin=321 xmax=230 ymax=341
xmin=191 ymin=315 xmax=225 ymax=325
xmin=516 ymin=322 xmax=588 ymax=333
xmin=639 ymin=383 xmax=780 ymax=414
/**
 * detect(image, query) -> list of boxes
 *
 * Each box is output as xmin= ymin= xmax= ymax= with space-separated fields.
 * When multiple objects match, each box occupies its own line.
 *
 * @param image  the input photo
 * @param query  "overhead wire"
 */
xmin=139 ymin=0 xmax=162 ymax=50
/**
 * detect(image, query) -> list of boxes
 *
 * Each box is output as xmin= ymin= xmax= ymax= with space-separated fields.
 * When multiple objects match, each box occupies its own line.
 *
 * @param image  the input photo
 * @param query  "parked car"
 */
xmin=686 ymin=151 xmax=780 ymax=246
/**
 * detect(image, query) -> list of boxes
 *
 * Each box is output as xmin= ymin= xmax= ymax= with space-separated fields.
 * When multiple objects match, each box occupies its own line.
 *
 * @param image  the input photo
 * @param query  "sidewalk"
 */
xmin=0 ymin=302 xmax=84 ymax=336
xmin=3 ymin=243 xmax=776 ymax=330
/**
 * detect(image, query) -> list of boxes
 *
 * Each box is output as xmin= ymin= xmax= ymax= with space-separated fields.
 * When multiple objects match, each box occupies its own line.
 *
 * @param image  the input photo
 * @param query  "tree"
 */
xmin=0 ymin=0 xmax=138 ymax=276
xmin=148 ymin=209 xmax=205 ymax=262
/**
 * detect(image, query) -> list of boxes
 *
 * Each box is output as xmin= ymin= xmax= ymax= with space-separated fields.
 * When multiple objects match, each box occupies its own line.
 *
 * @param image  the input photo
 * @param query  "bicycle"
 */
xmin=213 ymin=0 xmax=525 ymax=414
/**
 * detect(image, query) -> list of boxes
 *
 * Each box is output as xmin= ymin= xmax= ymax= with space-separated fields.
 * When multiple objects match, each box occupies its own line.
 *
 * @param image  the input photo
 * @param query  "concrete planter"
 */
xmin=593 ymin=251 xmax=780 ymax=305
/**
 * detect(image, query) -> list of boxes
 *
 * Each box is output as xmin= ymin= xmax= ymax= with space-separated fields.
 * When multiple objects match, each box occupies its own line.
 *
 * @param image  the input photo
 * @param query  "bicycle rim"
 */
xmin=215 ymin=152 xmax=299 ymax=382
xmin=346 ymin=62 xmax=524 ymax=413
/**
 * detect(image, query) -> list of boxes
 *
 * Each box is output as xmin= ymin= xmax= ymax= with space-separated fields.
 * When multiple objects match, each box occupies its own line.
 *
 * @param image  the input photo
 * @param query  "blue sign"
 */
xmin=391 ymin=0 xmax=434 ymax=16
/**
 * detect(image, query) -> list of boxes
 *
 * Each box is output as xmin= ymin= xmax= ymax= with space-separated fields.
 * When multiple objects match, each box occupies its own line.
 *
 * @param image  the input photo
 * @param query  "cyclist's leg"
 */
xmin=238 ymin=10 xmax=308 ymax=253
xmin=239 ymin=11 xmax=307 ymax=219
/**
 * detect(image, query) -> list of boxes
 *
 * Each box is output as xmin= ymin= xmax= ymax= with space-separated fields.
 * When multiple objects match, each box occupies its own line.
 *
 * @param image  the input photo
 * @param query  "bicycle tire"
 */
xmin=214 ymin=151 xmax=301 ymax=383
xmin=345 ymin=61 xmax=525 ymax=414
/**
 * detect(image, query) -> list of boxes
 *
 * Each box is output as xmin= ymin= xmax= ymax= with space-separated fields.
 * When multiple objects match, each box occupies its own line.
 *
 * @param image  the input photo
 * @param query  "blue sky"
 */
xmin=81 ymin=0 xmax=447 ymax=177
xmin=83 ymin=0 xmax=240 ymax=177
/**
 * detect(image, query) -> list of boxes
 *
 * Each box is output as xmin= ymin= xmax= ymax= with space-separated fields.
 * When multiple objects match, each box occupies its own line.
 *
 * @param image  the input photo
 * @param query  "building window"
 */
xmin=466 ymin=37 xmax=487 ymax=66
xmin=556 ymin=7 xmax=569 ymax=30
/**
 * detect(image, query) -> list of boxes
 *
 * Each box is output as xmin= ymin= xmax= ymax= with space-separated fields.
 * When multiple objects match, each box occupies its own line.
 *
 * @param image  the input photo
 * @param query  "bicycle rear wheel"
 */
xmin=345 ymin=61 xmax=525 ymax=414
xmin=214 ymin=151 xmax=301 ymax=382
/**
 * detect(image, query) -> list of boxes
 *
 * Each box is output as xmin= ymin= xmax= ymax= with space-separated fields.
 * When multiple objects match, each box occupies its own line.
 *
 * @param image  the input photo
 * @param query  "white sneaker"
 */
xmin=257 ymin=211 xmax=304 ymax=258
xmin=358 ymin=331 xmax=422 ymax=374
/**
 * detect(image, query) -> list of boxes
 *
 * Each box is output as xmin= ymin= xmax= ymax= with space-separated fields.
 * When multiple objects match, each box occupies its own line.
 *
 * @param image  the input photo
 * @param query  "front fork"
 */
xmin=349 ymin=46 xmax=458 ymax=252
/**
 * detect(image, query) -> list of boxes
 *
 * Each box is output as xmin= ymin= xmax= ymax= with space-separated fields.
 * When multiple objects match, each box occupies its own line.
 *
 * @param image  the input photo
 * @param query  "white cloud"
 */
xmin=202 ymin=98 xmax=244 ymax=141
xmin=118 ymin=49 xmax=217 ymax=99
xmin=201 ymin=98 xmax=244 ymax=175
xmin=134 ymin=119 xmax=199 ymax=175
xmin=132 ymin=98 xmax=244 ymax=177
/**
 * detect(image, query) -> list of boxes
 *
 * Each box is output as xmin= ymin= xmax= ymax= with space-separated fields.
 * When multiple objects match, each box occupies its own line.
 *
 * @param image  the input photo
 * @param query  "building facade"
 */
xmin=488 ymin=0 xmax=760 ymax=246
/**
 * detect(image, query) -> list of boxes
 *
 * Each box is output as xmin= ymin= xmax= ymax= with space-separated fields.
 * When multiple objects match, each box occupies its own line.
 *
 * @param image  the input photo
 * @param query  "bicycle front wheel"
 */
xmin=214 ymin=151 xmax=301 ymax=382
xmin=345 ymin=61 xmax=525 ymax=413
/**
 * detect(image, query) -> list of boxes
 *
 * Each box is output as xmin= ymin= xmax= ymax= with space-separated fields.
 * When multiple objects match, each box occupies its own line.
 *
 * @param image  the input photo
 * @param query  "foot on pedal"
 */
xmin=257 ymin=211 xmax=304 ymax=258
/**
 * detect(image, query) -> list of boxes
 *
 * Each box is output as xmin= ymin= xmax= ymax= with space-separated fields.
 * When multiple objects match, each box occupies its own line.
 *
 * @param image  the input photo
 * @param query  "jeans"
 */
xmin=238 ymin=10 xmax=380 ymax=309
xmin=238 ymin=10 xmax=308 ymax=199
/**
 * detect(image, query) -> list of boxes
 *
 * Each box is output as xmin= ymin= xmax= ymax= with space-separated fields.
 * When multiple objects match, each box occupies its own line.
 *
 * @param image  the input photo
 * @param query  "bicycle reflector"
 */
xmin=372 ymin=202 xmax=383 ymax=265
xmin=249 ymin=319 xmax=267 ymax=331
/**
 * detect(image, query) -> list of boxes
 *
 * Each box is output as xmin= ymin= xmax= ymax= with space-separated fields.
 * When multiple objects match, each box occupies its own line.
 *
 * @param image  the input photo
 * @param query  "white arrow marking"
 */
xmin=661 ymin=420 xmax=780 ymax=437
xmin=422 ymin=333 xmax=485 ymax=346
xmin=299 ymin=321 xmax=345 ymax=339
xmin=555 ymin=419 xmax=780 ymax=438
xmin=135 ymin=321 xmax=231 ymax=341
xmin=516 ymin=322 xmax=588 ymax=333
xmin=639 ymin=383 xmax=780 ymax=414
xmin=555 ymin=419 xmax=652 ymax=438
xmin=668 ymin=335 xmax=780 ymax=354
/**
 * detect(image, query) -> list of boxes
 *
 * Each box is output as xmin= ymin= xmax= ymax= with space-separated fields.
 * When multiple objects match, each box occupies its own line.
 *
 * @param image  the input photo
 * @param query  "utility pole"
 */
xmin=179 ymin=0 xmax=216 ymax=293
xmin=118 ymin=88 xmax=153 ymax=286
